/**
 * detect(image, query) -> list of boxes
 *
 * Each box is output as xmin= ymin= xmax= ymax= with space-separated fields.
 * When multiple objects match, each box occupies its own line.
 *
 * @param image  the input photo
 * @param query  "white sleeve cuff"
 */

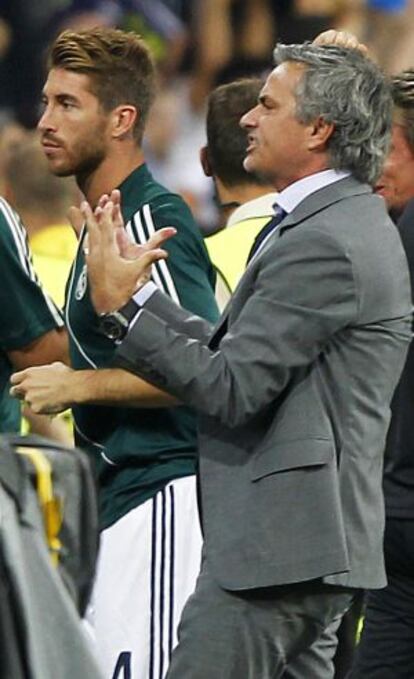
xmin=133 ymin=281 xmax=158 ymax=306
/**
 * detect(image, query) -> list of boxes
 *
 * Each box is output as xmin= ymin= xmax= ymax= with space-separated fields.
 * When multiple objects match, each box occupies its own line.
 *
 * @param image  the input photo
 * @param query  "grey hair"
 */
xmin=273 ymin=43 xmax=393 ymax=186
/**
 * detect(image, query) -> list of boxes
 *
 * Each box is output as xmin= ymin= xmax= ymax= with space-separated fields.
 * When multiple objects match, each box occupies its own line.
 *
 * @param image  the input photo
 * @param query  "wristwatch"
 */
xmin=99 ymin=299 xmax=140 ymax=341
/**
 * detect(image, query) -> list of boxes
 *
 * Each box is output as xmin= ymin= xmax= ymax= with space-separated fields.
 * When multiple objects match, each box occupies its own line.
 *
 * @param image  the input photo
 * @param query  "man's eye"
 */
xmin=61 ymin=99 xmax=76 ymax=110
xmin=261 ymin=100 xmax=273 ymax=110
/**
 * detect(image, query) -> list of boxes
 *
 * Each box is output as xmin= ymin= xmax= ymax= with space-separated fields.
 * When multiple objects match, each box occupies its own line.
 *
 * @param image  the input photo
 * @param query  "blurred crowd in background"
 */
xmin=1 ymin=0 xmax=414 ymax=235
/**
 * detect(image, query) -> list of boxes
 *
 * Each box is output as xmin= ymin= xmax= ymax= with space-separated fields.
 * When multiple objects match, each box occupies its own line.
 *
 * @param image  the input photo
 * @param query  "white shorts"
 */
xmin=86 ymin=475 xmax=202 ymax=679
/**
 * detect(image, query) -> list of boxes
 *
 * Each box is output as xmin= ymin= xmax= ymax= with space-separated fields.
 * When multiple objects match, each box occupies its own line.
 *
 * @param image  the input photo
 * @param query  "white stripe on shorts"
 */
xmin=149 ymin=484 xmax=176 ymax=678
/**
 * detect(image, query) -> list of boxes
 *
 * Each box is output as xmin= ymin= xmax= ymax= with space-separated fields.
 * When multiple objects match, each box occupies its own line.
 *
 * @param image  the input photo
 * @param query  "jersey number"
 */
xmin=112 ymin=652 xmax=131 ymax=679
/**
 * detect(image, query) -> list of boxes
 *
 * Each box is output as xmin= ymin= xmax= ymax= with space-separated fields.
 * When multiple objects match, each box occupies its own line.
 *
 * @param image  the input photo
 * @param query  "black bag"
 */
xmin=0 ymin=434 xmax=99 ymax=615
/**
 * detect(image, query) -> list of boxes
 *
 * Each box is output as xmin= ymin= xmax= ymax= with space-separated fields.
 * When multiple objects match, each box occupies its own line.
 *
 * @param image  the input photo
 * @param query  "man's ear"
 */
xmin=200 ymin=145 xmax=212 ymax=177
xmin=111 ymin=105 xmax=138 ymax=139
xmin=308 ymin=116 xmax=335 ymax=152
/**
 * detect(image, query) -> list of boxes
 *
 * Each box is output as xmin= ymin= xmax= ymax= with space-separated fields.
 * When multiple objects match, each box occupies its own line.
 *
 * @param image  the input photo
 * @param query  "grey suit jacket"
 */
xmin=116 ymin=176 xmax=412 ymax=591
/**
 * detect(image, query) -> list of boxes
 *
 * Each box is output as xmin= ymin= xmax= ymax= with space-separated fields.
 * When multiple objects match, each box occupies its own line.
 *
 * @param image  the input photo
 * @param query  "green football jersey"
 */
xmin=0 ymin=198 xmax=63 ymax=432
xmin=66 ymin=164 xmax=218 ymax=529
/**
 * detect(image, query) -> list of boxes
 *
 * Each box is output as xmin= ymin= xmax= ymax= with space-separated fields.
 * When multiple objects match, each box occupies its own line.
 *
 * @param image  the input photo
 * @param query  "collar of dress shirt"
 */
xmin=227 ymin=192 xmax=279 ymax=228
xmin=276 ymin=169 xmax=351 ymax=215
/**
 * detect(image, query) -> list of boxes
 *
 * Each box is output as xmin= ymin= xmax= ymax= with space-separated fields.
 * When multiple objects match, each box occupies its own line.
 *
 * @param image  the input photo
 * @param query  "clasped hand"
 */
xmin=10 ymin=362 xmax=73 ymax=414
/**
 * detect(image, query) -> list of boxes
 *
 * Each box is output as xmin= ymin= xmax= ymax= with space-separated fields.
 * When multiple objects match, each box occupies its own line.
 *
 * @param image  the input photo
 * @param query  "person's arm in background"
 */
xmin=190 ymin=0 xmax=273 ymax=109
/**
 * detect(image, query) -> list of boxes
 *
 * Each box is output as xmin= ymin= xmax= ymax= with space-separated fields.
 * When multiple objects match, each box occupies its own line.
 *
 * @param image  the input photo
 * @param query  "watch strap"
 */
xmin=117 ymin=298 xmax=140 ymax=324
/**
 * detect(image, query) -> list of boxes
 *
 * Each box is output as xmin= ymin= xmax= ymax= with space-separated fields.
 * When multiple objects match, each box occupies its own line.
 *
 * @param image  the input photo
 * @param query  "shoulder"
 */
xmin=127 ymin=192 xmax=205 ymax=253
xmin=138 ymin=192 xmax=197 ymax=230
xmin=122 ymin=167 xmax=196 ymax=230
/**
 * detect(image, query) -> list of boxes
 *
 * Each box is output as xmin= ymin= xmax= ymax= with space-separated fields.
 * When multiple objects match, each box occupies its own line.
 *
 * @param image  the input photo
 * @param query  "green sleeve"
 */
xmin=0 ymin=200 xmax=63 ymax=352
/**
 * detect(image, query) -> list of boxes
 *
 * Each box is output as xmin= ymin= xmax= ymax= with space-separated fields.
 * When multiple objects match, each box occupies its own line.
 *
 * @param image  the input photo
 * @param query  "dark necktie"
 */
xmin=246 ymin=206 xmax=286 ymax=264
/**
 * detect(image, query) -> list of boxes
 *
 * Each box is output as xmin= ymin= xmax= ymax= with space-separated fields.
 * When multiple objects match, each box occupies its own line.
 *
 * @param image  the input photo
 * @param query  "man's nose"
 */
xmin=38 ymin=106 xmax=54 ymax=132
xmin=240 ymin=105 xmax=258 ymax=129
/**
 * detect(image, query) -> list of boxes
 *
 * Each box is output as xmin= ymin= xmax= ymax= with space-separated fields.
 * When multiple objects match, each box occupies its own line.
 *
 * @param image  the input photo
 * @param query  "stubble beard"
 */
xmin=48 ymin=135 xmax=107 ymax=185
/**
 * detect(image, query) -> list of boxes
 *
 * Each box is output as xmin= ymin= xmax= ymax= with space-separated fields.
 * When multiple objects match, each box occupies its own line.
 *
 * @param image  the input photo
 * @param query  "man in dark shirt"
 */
xmin=351 ymin=70 xmax=414 ymax=678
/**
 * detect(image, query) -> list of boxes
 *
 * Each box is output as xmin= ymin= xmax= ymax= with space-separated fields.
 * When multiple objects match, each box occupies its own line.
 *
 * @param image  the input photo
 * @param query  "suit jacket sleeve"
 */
xmin=143 ymin=288 xmax=214 ymax=342
xmin=116 ymin=228 xmax=358 ymax=427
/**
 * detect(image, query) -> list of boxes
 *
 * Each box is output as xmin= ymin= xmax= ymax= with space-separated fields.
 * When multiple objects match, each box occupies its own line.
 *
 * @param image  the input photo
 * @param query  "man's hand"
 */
xmin=75 ymin=197 xmax=176 ymax=314
xmin=10 ymin=362 xmax=76 ymax=414
xmin=313 ymin=29 xmax=369 ymax=56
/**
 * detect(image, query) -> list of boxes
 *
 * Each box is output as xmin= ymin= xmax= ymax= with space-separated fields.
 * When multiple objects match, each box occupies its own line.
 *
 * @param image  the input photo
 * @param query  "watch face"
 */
xmin=99 ymin=314 xmax=126 ymax=341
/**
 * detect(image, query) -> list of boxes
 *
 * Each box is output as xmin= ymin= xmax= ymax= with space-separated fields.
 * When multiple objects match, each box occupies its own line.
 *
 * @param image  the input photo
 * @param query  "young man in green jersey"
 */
xmin=14 ymin=27 xmax=218 ymax=679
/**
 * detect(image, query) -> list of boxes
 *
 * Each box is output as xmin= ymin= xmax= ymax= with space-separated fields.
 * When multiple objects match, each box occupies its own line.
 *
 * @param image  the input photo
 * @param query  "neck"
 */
xmin=78 ymin=143 xmax=145 ymax=206
xmin=216 ymin=178 xmax=274 ymax=226
xmin=273 ymin=159 xmax=331 ymax=192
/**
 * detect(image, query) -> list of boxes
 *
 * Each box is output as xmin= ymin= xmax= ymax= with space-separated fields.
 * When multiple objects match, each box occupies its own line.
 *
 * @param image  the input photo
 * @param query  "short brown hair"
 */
xmin=48 ymin=27 xmax=156 ymax=144
xmin=206 ymin=78 xmax=266 ymax=187
xmin=391 ymin=71 xmax=414 ymax=152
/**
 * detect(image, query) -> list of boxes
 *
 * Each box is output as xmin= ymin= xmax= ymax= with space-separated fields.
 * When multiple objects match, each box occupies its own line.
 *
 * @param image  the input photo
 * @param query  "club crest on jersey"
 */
xmin=75 ymin=264 xmax=88 ymax=301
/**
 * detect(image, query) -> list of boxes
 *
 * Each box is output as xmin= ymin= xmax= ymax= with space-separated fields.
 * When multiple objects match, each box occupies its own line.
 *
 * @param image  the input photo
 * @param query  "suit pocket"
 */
xmin=251 ymin=438 xmax=333 ymax=482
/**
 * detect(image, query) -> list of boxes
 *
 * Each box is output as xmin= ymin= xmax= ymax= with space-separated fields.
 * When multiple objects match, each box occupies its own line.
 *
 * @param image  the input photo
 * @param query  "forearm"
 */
xmin=66 ymin=367 xmax=178 ymax=408
xmin=11 ymin=363 xmax=178 ymax=415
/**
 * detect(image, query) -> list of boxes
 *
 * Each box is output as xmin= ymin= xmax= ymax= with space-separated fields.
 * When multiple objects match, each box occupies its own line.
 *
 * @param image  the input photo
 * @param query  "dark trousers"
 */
xmin=350 ymin=518 xmax=414 ymax=678
xmin=166 ymin=562 xmax=355 ymax=679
